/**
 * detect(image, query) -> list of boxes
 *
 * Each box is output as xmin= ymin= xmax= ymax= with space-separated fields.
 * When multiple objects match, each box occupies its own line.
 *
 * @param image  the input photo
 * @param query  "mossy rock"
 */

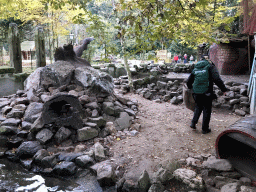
xmin=0 ymin=67 xmax=15 ymax=74
xmin=92 ymin=65 xmax=101 ymax=69
xmin=14 ymin=73 xmax=29 ymax=82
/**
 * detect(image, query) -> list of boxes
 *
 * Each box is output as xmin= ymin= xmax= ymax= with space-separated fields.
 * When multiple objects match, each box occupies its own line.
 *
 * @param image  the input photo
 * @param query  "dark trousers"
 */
xmin=192 ymin=93 xmax=212 ymax=131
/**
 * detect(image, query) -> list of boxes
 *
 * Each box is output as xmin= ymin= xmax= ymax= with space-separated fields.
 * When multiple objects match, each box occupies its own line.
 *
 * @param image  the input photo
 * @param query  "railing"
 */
xmin=248 ymin=51 xmax=256 ymax=114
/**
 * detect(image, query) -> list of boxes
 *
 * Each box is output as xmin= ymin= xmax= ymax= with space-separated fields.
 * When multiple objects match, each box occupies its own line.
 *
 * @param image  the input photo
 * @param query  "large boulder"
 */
xmin=24 ymin=60 xmax=114 ymax=95
xmin=24 ymin=61 xmax=75 ymax=91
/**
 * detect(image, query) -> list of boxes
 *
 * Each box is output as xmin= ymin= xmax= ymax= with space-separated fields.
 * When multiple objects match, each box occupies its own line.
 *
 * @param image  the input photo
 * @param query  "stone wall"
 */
xmin=0 ymin=67 xmax=28 ymax=97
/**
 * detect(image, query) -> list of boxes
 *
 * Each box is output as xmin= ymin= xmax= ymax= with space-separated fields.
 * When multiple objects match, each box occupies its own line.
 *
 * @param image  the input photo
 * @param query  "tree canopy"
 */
xmin=0 ymin=0 xmax=245 ymax=60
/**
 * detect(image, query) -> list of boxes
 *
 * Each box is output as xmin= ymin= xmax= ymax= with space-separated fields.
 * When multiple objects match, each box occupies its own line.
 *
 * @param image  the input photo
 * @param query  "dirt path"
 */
xmin=110 ymin=93 xmax=242 ymax=179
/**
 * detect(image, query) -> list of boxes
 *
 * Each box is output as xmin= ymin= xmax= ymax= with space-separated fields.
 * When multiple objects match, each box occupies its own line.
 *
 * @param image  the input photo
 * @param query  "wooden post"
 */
xmin=8 ymin=23 xmax=22 ymax=73
xmin=35 ymin=27 xmax=46 ymax=68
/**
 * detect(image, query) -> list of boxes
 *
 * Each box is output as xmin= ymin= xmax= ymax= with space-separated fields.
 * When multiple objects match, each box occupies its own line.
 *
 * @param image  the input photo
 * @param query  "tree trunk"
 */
xmin=121 ymin=36 xmax=133 ymax=92
xmin=35 ymin=27 xmax=46 ymax=68
xmin=8 ymin=23 xmax=22 ymax=73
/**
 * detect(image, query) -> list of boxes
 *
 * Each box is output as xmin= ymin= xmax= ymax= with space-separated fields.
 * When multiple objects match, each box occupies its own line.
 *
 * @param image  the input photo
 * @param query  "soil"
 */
xmin=109 ymin=91 xmax=243 ymax=180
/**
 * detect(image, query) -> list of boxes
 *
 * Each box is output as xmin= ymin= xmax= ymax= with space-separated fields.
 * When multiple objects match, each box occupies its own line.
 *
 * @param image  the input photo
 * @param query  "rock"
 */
xmin=103 ymin=102 xmax=115 ymax=116
xmin=41 ymin=155 xmax=58 ymax=168
xmin=87 ymin=117 xmax=106 ymax=128
xmin=202 ymin=156 xmax=232 ymax=171
xmin=7 ymin=136 xmax=23 ymax=148
xmin=2 ymin=106 xmax=12 ymax=115
xmin=36 ymin=129 xmax=53 ymax=144
xmin=94 ymin=142 xmax=105 ymax=161
xmin=33 ymin=149 xmax=49 ymax=165
xmin=130 ymin=130 xmax=139 ymax=137
xmin=114 ymin=112 xmax=132 ymax=131
xmin=0 ymin=100 xmax=10 ymax=109
xmin=148 ymin=182 xmax=165 ymax=192
xmin=220 ymin=172 xmax=242 ymax=179
xmin=173 ymin=168 xmax=203 ymax=189
xmin=0 ymin=126 xmax=18 ymax=135
xmin=0 ymin=135 xmax=8 ymax=147
xmin=240 ymin=97 xmax=249 ymax=102
xmin=153 ymin=167 xmax=173 ymax=184
xmin=16 ymin=141 xmax=43 ymax=159
xmin=143 ymin=91 xmax=153 ymax=99
xmin=74 ymin=66 xmax=114 ymax=94
xmin=240 ymin=185 xmax=256 ymax=192
xmin=234 ymin=109 xmax=246 ymax=116
xmin=240 ymin=89 xmax=247 ymax=95
xmin=90 ymin=160 xmax=116 ymax=187
xmin=30 ymin=116 xmax=44 ymax=133
xmin=24 ymin=61 xmax=75 ymax=91
xmin=6 ymin=109 xmax=24 ymax=119
xmin=170 ymin=96 xmax=179 ymax=104
xmin=220 ymin=182 xmax=239 ymax=192
xmin=13 ymin=104 xmax=27 ymax=112
xmin=157 ymin=81 xmax=167 ymax=89
xmin=213 ymin=176 xmax=239 ymax=189
xmin=54 ymin=127 xmax=72 ymax=144
xmin=229 ymin=99 xmax=240 ymax=105
xmin=85 ymin=102 xmax=100 ymax=110
xmin=26 ymin=89 xmax=40 ymax=102
xmin=5 ymin=149 xmax=19 ymax=162
xmin=74 ymin=144 xmax=86 ymax=153
xmin=53 ymin=161 xmax=77 ymax=176
xmin=91 ymin=109 xmax=99 ymax=118
xmin=1 ymin=118 xmax=21 ymax=127
xmin=105 ymin=122 xmax=117 ymax=135
xmin=239 ymin=177 xmax=251 ymax=186
xmin=138 ymin=170 xmax=151 ymax=192
xmin=23 ymin=102 xmax=44 ymax=123
xmin=58 ymin=152 xmax=83 ymax=162
xmin=77 ymin=127 xmax=99 ymax=141
xmin=75 ymin=155 xmax=95 ymax=168
xmin=20 ymin=159 xmax=33 ymax=170
xmin=21 ymin=121 xmax=32 ymax=130
xmin=124 ymin=108 xmax=136 ymax=116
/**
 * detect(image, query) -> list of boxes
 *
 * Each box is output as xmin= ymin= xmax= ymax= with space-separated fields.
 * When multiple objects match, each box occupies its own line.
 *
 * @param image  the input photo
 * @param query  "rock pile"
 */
xmin=114 ymin=75 xmax=250 ymax=116
xmin=0 ymin=59 xmax=139 ymax=187
xmin=114 ymin=154 xmax=256 ymax=192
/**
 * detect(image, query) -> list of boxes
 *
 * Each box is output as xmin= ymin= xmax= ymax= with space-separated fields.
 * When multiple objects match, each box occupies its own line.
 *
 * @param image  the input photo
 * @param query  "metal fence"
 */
xmin=248 ymin=51 xmax=256 ymax=114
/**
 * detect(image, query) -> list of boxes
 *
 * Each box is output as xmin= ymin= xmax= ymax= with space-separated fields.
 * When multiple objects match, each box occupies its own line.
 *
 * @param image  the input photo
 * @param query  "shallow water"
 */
xmin=0 ymin=159 xmax=112 ymax=192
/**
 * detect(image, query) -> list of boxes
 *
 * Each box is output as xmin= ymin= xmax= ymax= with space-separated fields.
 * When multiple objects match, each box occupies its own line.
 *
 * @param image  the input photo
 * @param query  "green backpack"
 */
xmin=192 ymin=60 xmax=210 ymax=94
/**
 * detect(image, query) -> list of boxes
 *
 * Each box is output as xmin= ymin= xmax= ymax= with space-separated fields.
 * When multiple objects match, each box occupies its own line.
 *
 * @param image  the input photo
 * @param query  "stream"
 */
xmin=0 ymin=159 xmax=115 ymax=192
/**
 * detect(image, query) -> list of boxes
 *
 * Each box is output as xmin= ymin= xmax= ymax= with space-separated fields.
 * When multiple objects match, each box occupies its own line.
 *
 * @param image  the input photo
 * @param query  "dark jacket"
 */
xmin=186 ymin=60 xmax=228 ymax=94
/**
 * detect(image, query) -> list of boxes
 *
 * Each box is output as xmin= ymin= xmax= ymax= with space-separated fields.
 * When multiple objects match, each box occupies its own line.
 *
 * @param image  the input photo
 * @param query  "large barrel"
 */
xmin=215 ymin=115 xmax=256 ymax=181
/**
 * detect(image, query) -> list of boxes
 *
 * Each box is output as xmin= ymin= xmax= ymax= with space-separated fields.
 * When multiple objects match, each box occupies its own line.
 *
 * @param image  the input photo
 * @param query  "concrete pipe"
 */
xmin=215 ymin=115 xmax=256 ymax=182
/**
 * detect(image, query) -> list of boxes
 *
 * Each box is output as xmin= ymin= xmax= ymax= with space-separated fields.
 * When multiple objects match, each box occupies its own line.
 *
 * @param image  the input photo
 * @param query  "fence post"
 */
xmin=8 ymin=23 xmax=22 ymax=73
xmin=35 ymin=26 xmax=46 ymax=68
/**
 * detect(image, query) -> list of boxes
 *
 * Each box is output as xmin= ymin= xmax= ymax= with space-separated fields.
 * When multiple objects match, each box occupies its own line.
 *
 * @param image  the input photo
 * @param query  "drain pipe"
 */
xmin=215 ymin=115 xmax=256 ymax=183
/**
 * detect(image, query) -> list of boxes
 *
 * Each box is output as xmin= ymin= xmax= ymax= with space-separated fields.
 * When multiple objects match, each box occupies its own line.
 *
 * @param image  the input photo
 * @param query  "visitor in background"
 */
xmin=184 ymin=54 xmax=188 ymax=63
xmin=174 ymin=55 xmax=179 ymax=63
xmin=190 ymin=55 xmax=194 ymax=62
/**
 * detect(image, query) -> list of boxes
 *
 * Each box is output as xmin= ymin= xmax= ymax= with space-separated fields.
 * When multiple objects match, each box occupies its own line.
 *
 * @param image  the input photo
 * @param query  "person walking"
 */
xmin=186 ymin=55 xmax=228 ymax=134
xmin=174 ymin=55 xmax=179 ymax=63
xmin=184 ymin=54 xmax=188 ymax=63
